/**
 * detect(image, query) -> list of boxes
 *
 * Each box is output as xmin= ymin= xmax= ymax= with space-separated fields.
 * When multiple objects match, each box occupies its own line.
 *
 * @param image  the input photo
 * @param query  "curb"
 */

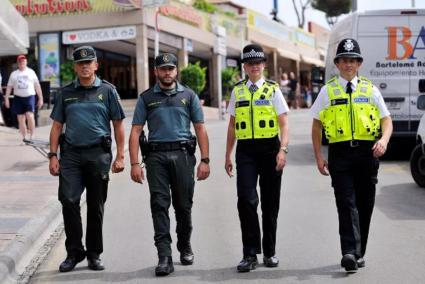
xmin=0 ymin=198 xmax=61 ymax=284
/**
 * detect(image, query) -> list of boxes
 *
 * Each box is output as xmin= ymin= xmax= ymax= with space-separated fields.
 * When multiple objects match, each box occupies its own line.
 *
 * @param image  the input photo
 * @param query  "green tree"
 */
xmin=312 ymin=0 xmax=351 ymax=27
xmin=60 ymin=61 xmax=75 ymax=85
xmin=180 ymin=62 xmax=206 ymax=95
xmin=221 ymin=67 xmax=239 ymax=101
xmin=193 ymin=0 xmax=217 ymax=13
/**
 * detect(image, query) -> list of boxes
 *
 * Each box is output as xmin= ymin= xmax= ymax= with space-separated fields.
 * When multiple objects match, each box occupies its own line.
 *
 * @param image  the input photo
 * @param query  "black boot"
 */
xmin=59 ymin=253 xmax=86 ymax=272
xmin=237 ymin=255 xmax=258 ymax=272
xmin=180 ymin=245 xmax=194 ymax=265
xmin=87 ymin=257 xmax=105 ymax=271
xmin=155 ymin=256 xmax=174 ymax=276
xmin=341 ymin=254 xmax=358 ymax=272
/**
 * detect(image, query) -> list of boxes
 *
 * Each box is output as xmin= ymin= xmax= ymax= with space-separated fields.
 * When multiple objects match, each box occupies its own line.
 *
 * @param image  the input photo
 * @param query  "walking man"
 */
xmin=48 ymin=46 xmax=125 ymax=272
xmin=225 ymin=44 xmax=289 ymax=272
xmin=4 ymin=55 xmax=43 ymax=140
xmin=311 ymin=38 xmax=393 ymax=272
xmin=129 ymin=53 xmax=210 ymax=276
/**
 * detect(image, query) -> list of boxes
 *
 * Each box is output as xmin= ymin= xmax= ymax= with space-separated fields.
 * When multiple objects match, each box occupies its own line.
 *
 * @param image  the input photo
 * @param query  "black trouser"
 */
xmin=328 ymin=141 xmax=379 ymax=259
xmin=235 ymin=138 xmax=282 ymax=257
xmin=59 ymin=144 xmax=112 ymax=258
xmin=146 ymin=150 xmax=196 ymax=257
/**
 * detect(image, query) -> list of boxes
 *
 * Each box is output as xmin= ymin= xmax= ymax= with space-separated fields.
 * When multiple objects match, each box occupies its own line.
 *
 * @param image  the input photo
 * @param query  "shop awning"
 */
xmin=0 ymin=0 xmax=29 ymax=56
xmin=277 ymin=48 xmax=300 ymax=61
xmin=301 ymin=55 xmax=324 ymax=67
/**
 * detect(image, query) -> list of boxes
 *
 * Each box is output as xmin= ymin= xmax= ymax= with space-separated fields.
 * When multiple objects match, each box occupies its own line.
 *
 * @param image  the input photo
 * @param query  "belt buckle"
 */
xmin=350 ymin=140 xmax=359 ymax=147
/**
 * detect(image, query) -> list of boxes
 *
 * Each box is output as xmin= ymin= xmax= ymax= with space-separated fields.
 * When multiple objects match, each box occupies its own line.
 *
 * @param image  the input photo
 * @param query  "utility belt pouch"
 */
xmin=101 ymin=135 xmax=112 ymax=153
xmin=139 ymin=131 xmax=150 ymax=159
xmin=186 ymin=135 xmax=197 ymax=156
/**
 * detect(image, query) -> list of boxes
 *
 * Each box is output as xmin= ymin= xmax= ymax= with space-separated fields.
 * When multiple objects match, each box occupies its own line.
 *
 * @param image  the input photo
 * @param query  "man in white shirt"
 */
xmin=5 ymin=55 xmax=43 ymax=140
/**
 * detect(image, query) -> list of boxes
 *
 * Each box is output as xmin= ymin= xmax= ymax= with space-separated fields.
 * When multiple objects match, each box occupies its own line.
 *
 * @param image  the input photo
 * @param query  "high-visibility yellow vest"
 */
xmin=233 ymin=80 xmax=279 ymax=140
xmin=319 ymin=76 xmax=380 ymax=143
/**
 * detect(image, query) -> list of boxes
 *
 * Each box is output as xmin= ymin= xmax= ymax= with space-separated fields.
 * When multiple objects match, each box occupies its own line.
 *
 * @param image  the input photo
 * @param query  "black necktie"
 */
xmin=249 ymin=84 xmax=258 ymax=94
xmin=346 ymin=82 xmax=353 ymax=94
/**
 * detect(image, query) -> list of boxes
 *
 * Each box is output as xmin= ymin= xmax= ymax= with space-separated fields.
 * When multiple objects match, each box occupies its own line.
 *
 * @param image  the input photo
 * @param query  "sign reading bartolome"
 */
xmin=10 ymin=0 xmax=140 ymax=17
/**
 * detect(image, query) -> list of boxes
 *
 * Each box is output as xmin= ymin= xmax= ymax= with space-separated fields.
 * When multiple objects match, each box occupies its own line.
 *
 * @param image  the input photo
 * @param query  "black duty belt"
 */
xmin=149 ymin=141 xmax=190 ymax=152
xmin=65 ymin=141 xmax=102 ymax=149
xmin=330 ymin=140 xmax=374 ymax=148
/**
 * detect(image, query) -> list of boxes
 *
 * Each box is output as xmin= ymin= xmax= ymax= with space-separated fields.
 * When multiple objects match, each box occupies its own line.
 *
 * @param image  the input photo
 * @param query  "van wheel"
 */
xmin=410 ymin=144 xmax=425 ymax=187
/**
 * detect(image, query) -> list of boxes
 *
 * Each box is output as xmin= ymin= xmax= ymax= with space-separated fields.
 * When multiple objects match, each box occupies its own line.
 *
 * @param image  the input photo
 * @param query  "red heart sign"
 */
xmin=69 ymin=34 xmax=76 ymax=41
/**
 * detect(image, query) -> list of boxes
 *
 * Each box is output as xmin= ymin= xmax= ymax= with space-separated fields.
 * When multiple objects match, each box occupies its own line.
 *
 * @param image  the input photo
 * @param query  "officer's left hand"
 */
xmin=372 ymin=139 xmax=388 ymax=158
xmin=112 ymin=157 xmax=125 ymax=173
xmin=275 ymin=151 xmax=286 ymax=171
xmin=197 ymin=162 xmax=210 ymax=181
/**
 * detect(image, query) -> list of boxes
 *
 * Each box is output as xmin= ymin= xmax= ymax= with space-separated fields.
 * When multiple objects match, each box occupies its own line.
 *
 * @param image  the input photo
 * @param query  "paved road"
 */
xmin=29 ymin=110 xmax=425 ymax=283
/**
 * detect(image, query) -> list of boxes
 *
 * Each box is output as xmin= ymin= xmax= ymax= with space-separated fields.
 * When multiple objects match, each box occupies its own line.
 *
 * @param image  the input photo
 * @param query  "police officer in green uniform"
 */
xmin=311 ymin=38 xmax=393 ymax=272
xmin=225 ymin=44 xmax=289 ymax=272
xmin=48 ymin=46 xmax=125 ymax=272
xmin=129 ymin=53 xmax=210 ymax=276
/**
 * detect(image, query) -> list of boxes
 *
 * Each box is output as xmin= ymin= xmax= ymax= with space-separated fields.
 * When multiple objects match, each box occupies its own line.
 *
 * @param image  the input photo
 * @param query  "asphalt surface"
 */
xmin=22 ymin=109 xmax=425 ymax=284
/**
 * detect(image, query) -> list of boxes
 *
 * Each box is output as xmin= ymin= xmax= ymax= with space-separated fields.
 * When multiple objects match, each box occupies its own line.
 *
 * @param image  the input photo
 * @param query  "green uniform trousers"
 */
xmin=146 ymin=149 xmax=196 ymax=257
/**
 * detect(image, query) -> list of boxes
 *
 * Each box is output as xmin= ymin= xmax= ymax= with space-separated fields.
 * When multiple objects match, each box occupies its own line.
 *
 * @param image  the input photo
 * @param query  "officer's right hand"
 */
xmin=225 ymin=158 xmax=233 ymax=177
xmin=316 ymin=157 xmax=329 ymax=176
xmin=49 ymin=157 xmax=60 ymax=176
xmin=4 ymin=99 xmax=9 ymax=109
xmin=130 ymin=164 xmax=145 ymax=184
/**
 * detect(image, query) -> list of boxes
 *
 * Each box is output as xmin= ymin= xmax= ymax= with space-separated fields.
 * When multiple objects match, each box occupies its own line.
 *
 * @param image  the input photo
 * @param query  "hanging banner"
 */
xmin=38 ymin=33 xmax=60 ymax=88
xmin=62 ymin=25 xmax=137 ymax=44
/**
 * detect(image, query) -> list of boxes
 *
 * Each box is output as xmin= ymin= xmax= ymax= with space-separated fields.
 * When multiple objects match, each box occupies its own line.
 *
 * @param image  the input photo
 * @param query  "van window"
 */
xmin=417 ymin=95 xmax=425 ymax=110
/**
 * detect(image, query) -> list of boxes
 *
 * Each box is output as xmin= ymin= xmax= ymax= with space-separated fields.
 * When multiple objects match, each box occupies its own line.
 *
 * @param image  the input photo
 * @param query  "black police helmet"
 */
xmin=155 ymin=53 xmax=177 ymax=68
xmin=73 ymin=46 xmax=97 ymax=62
xmin=334 ymin=38 xmax=363 ymax=64
xmin=242 ymin=44 xmax=266 ymax=63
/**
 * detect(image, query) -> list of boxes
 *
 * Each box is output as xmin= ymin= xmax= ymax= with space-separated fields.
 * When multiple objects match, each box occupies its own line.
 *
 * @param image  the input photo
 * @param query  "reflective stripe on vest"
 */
xmin=319 ymin=76 xmax=380 ymax=143
xmin=233 ymin=81 xmax=279 ymax=140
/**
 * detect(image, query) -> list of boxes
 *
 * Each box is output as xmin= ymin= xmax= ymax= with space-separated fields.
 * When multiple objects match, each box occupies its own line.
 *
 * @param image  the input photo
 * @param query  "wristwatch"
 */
xmin=47 ymin=152 xmax=58 ymax=159
xmin=201 ymin=157 xmax=210 ymax=164
xmin=280 ymin=146 xmax=289 ymax=154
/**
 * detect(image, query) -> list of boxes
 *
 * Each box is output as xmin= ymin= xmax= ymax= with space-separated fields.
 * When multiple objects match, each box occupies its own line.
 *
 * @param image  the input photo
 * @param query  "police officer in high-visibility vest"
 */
xmin=311 ymin=38 xmax=393 ymax=272
xmin=225 ymin=44 xmax=289 ymax=272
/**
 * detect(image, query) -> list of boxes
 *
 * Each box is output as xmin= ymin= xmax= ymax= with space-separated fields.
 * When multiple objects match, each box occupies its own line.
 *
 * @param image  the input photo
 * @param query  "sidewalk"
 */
xmin=0 ymin=103 xmax=223 ymax=283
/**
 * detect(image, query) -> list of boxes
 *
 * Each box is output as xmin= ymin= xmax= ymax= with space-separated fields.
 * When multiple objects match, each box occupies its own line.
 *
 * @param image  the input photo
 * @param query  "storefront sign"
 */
xmin=294 ymin=29 xmax=316 ymax=48
xmin=10 ymin=0 xmax=139 ymax=17
xmin=13 ymin=0 xmax=91 ymax=16
xmin=63 ymin=25 xmax=136 ymax=44
xmin=159 ymin=2 xmax=202 ymax=27
xmin=38 ymin=33 xmax=60 ymax=88
xmin=247 ymin=10 xmax=292 ymax=42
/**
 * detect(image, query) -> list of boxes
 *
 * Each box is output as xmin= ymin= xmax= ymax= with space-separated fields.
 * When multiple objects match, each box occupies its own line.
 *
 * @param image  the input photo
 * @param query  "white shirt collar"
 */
xmin=338 ymin=75 xmax=358 ymax=90
xmin=246 ymin=77 xmax=265 ymax=88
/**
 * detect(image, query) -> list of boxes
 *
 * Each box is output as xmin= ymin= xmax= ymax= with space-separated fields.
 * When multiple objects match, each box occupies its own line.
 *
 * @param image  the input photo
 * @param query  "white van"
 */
xmin=325 ymin=9 xmax=425 ymax=139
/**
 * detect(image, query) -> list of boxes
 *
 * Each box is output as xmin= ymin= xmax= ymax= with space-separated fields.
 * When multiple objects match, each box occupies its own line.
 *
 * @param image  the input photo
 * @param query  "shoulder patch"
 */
xmin=265 ymin=79 xmax=278 ymax=86
xmin=102 ymin=79 xmax=116 ymax=89
xmin=358 ymin=76 xmax=372 ymax=84
xmin=326 ymin=76 xmax=337 ymax=85
xmin=234 ymin=79 xmax=247 ymax=87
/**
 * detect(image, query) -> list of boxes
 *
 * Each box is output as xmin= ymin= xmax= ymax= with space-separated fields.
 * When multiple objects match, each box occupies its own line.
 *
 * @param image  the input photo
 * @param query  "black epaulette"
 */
xmin=139 ymin=87 xmax=153 ymax=97
xmin=265 ymin=79 xmax=278 ymax=86
xmin=234 ymin=79 xmax=247 ymax=87
xmin=61 ymin=81 xmax=74 ymax=90
xmin=102 ymin=79 xmax=116 ymax=89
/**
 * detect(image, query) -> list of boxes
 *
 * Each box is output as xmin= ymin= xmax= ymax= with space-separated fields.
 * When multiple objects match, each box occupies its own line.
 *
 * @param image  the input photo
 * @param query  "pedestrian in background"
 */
xmin=4 ymin=55 xmax=43 ymax=140
xmin=225 ymin=44 xmax=289 ymax=272
xmin=288 ymin=71 xmax=299 ymax=109
xmin=279 ymin=72 xmax=290 ymax=101
xmin=129 ymin=53 xmax=210 ymax=277
xmin=311 ymin=38 xmax=392 ymax=272
xmin=48 ymin=46 xmax=125 ymax=273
